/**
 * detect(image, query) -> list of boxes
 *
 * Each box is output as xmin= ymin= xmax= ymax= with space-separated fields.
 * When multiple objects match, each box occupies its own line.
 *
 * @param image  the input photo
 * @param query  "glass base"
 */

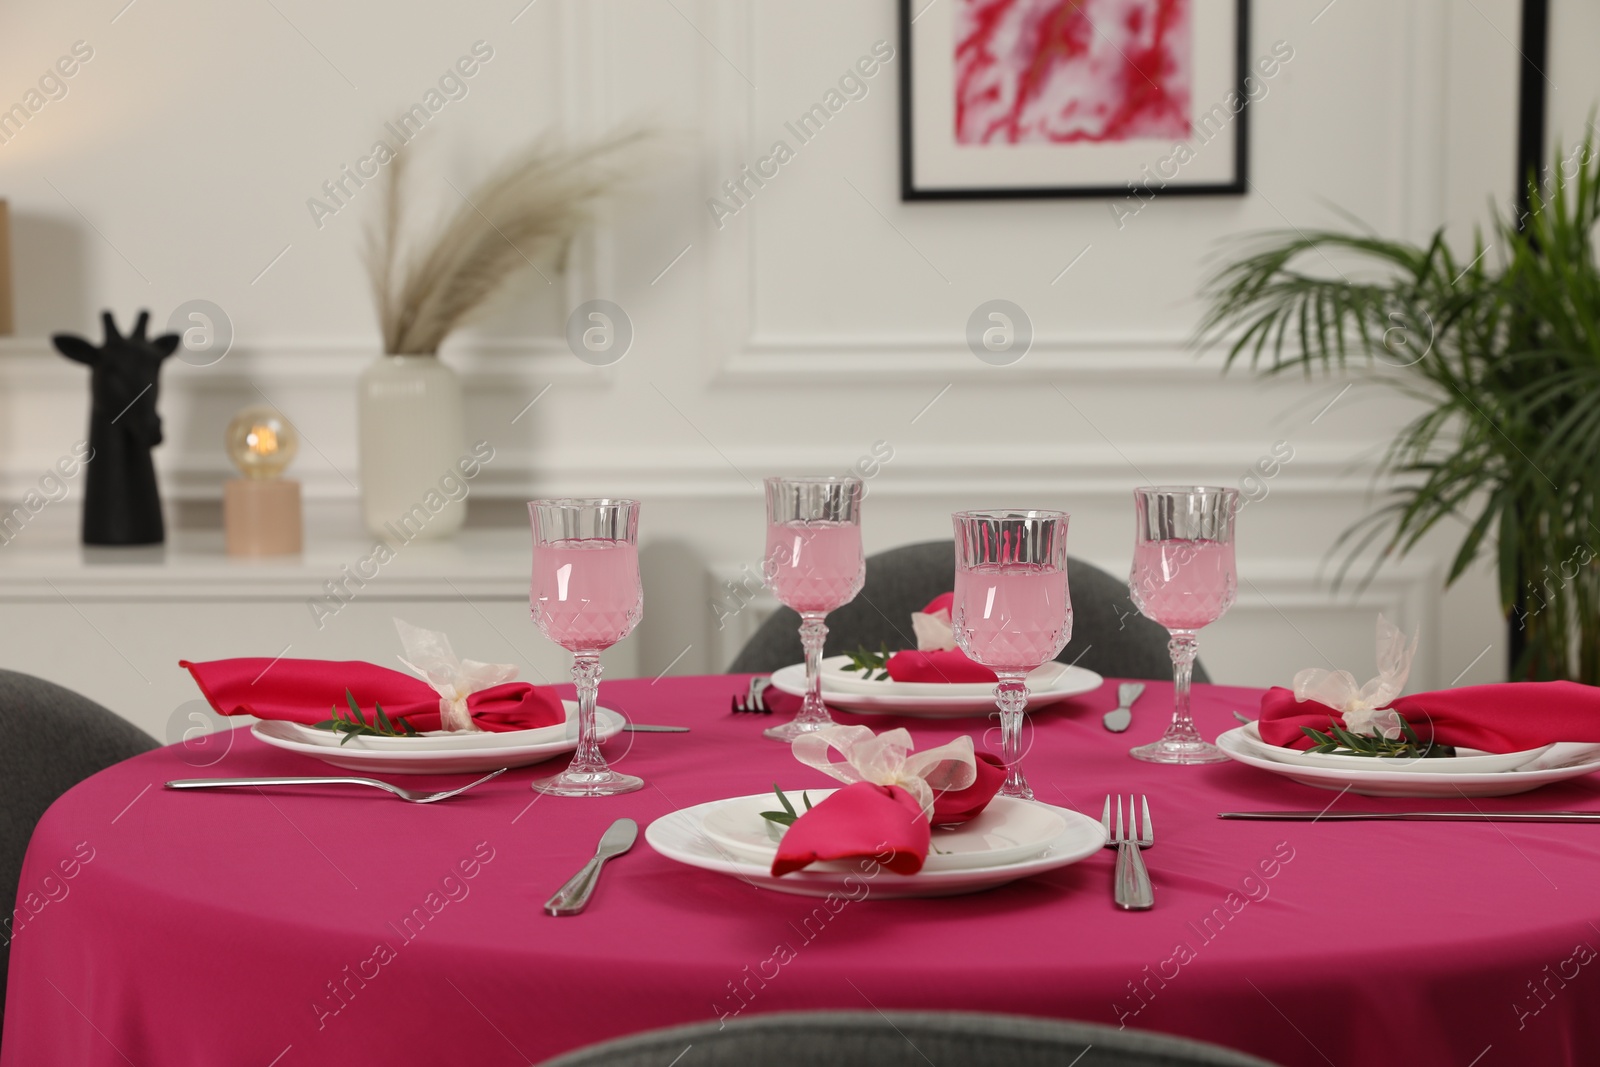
xmin=1130 ymin=736 xmax=1229 ymax=764
xmin=762 ymin=716 xmax=834 ymax=743
xmin=531 ymin=768 xmax=644 ymax=797
xmin=997 ymin=778 xmax=1034 ymax=801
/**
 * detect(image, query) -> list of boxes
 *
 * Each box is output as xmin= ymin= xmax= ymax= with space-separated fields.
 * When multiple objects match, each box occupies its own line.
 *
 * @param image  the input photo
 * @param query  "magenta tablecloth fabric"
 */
xmin=8 ymin=675 xmax=1600 ymax=1066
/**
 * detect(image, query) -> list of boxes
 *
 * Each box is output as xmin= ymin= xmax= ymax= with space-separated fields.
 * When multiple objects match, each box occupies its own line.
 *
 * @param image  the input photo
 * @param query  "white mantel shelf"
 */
xmin=0 ymin=527 xmax=533 ymax=602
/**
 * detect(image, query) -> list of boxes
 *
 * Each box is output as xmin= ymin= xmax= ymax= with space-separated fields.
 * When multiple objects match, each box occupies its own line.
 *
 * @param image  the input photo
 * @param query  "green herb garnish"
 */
xmin=759 ymin=783 xmax=815 ymax=828
xmin=840 ymin=643 xmax=894 ymax=681
xmin=1299 ymin=714 xmax=1456 ymax=759
xmin=311 ymin=689 xmax=420 ymax=745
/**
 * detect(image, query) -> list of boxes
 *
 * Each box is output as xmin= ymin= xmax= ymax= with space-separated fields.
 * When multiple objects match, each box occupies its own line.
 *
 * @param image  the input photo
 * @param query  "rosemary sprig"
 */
xmin=1299 ymin=714 xmax=1456 ymax=759
xmin=312 ymin=689 xmax=420 ymax=745
xmin=840 ymin=643 xmax=894 ymax=681
xmin=759 ymin=783 xmax=815 ymax=828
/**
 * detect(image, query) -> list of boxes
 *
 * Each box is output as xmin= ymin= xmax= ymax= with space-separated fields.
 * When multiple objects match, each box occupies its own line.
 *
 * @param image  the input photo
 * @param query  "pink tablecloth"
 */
xmin=8 ymin=675 xmax=1600 ymax=1066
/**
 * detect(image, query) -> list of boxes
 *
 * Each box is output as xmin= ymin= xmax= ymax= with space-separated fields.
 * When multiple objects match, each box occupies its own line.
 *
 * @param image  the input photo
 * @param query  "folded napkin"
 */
xmin=886 ymin=593 xmax=999 ymax=683
xmin=771 ymin=725 xmax=1005 ymax=876
xmin=1257 ymin=615 xmax=1600 ymax=754
xmin=180 ymin=621 xmax=564 ymax=733
xmin=1259 ymin=681 xmax=1600 ymax=754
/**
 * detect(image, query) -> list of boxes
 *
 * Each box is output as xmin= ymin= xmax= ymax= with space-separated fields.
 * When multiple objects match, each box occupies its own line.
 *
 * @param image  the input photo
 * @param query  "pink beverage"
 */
xmin=1130 ymin=538 xmax=1237 ymax=631
xmin=531 ymin=538 xmax=643 ymax=651
xmin=952 ymin=563 xmax=1072 ymax=672
xmin=765 ymin=520 xmax=864 ymax=613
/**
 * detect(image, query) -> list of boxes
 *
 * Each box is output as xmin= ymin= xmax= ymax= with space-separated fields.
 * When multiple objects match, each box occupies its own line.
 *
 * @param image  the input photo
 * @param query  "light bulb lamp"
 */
xmin=223 ymin=405 xmax=302 ymax=557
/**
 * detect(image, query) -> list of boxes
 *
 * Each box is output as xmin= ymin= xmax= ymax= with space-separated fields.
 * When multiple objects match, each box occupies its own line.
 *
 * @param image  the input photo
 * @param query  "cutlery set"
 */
xmin=168 ymin=680 xmax=1593 ymax=916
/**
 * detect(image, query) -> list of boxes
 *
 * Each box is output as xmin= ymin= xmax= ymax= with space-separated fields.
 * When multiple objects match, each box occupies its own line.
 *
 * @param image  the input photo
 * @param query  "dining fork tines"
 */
xmin=1100 ymin=794 xmax=1154 ymax=847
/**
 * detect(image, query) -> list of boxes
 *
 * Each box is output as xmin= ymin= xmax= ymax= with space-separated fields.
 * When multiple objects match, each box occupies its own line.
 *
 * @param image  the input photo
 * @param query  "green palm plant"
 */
xmin=1198 ymin=133 xmax=1600 ymax=683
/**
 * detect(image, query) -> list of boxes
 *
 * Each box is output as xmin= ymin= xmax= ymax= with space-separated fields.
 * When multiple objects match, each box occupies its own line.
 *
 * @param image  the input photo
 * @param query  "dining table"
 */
xmin=6 ymin=672 xmax=1600 ymax=1067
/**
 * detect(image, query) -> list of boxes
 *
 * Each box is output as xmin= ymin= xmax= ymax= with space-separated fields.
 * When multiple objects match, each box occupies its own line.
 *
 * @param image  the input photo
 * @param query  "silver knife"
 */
xmin=1102 ymin=683 xmax=1146 ymax=733
xmin=545 ymin=818 xmax=638 ymax=916
xmin=1219 ymin=811 xmax=1600 ymax=823
xmin=621 ymin=724 xmax=690 ymax=733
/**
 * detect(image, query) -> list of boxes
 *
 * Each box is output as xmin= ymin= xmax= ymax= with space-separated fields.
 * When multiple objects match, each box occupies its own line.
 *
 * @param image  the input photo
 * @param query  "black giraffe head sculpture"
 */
xmin=53 ymin=311 xmax=180 ymax=545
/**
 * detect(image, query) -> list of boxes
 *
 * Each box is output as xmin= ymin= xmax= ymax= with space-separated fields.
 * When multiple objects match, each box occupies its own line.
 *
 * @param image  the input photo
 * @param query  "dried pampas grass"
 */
xmin=367 ymin=131 xmax=644 ymax=355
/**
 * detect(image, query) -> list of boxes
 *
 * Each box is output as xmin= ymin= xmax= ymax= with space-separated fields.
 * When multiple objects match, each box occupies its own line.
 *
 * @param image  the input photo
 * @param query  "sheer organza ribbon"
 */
xmin=790 ymin=724 xmax=977 ymax=818
xmin=1291 ymin=614 xmax=1419 ymax=737
xmin=393 ymin=619 xmax=519 ymax=732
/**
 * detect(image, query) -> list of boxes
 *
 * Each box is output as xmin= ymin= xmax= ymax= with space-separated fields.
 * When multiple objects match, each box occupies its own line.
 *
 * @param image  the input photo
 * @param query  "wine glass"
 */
xmin=528 ymin=498 xmax=644 ymax=796
xmin=950 ymin=510 xmax=1072 ymax=800
xmin=761 ymin=476 xmax=865 ymax=743
xmin=1128 ymin=486 xmax=1239 ymax=764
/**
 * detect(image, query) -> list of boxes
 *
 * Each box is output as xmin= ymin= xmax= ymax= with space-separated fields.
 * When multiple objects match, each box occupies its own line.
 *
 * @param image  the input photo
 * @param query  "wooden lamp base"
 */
xmin=224 ymin=479 xmax=302 ymax=557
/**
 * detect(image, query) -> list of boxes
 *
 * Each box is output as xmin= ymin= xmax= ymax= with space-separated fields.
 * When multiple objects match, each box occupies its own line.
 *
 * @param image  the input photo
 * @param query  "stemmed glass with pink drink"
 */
xmin=951 ymin=510 xmax=1072 ymax=800
xmin=761 ymin=476 xmax=865 ymax=743
xmin=1127 ymin=486 xmax=1239 ymax=764
xmin=528 ymin=498 xmax=644 ymax=796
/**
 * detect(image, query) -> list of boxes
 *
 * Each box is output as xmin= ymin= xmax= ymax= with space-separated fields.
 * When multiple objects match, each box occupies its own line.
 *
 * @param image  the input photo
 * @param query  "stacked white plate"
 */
xmin=1216 ymin=721 xmax=1600 ymax=797
xmin=768 ymin=656 xmax=1103 ymax=718
xmin=645 ymin=789 xmax=1106 ymax=898
xmin=252 ymin=701 xmax=623 ymax=774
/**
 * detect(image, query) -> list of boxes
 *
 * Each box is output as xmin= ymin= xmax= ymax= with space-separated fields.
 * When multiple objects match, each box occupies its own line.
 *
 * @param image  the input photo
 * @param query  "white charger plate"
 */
xmin=1232 ymin=722 xmax=1554 ymax=775
xmin=646 ymin=798 xmax=1104 ymax=898
xmin=1216 ymin=725 xmax=1600 ymax=797
xmin=251 ymin=701 xmax=624 ymax=774
xmin=771 ymin=657 xmax=1102 ymax=718
xmin=697 ymin=790 xmax=1070 ymax=872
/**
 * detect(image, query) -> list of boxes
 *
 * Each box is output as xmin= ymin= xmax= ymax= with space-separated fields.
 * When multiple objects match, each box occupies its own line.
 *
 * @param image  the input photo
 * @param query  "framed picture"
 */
xmin=899 ymin=0 xmax=1251 ymax=200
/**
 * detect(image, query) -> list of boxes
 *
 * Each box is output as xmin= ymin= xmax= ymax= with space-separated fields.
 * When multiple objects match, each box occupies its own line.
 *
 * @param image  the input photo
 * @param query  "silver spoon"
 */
xmin=1102 ymin=683 xmax=1146 ymax=733
xmin=545 ymin=818 xmax=638 ymax=916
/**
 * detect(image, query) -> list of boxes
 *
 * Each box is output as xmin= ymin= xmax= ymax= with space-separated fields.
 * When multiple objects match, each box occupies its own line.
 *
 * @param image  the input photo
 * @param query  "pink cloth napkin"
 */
xmin=180 ymin=658 xmax=566 ymax=733
xmin=885 ymin=593 xmax=999 ymax=683
xmin=770 ymin=752 xmax=1006 ymax=876
xmin=1258 ymin=680 xmax=1600 ymax=752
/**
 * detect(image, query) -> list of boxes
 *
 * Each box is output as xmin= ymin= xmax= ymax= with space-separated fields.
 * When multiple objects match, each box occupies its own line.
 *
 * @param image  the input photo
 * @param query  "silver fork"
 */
xmin=1101 ymin=794 xmax=1155 ymax=910
xmin=165 ymin=768 xmax=509 ymax=804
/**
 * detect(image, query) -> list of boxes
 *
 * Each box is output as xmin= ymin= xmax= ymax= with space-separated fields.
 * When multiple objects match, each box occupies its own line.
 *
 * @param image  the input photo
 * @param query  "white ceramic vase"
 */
xmin=357 ymin=355 xmax=466 ymax=540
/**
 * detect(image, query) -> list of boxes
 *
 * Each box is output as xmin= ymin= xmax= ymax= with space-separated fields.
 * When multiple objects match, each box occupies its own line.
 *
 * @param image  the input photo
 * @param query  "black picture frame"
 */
xmin=899 ymin=0 xmax=1251 ymax=201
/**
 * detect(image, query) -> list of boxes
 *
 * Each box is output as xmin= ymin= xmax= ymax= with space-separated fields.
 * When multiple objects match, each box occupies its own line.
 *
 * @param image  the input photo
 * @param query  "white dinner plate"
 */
xmin=1232 ymin=722 xmax=1555 ymax=775
xmin=771 ymin=656 xmax=1103 ymax=718
xmin=1216 ymin=724 xmax=1600 ymax=797
xmin=251 ymin=701 xmax=624 ymax=775
xmin=646 ymin=798 xmax=1104 ymax=898
xmin=697 ymin=790 xmax=1070 ymax=872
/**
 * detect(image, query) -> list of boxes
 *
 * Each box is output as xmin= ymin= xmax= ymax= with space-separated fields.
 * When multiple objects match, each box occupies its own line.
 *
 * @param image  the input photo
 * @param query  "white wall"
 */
xmin=1 ymin=0 xmax=1567 ymax=714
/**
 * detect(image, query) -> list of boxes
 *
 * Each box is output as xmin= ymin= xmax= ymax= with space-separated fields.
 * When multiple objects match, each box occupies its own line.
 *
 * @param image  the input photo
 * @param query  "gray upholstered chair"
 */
xmin=728 ymin=540 xmax=1209 ymax=684
xmin=0 ymin=670 xmax=157 ymax=1024
xmin=540 ymin=1011 xmax=1279 ymax=1066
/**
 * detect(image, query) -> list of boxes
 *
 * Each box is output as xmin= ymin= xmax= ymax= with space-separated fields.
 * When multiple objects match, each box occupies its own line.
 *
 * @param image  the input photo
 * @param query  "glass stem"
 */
xmin=796 ymin=612 xmax=832 ymax=729
xmin=994 ymin=672 xmax=1033 ymax=800
xmin=568 ymin=651 xmax=608 ymax=775
xmin=1167 ymin=632 xmax=1202 ymax=743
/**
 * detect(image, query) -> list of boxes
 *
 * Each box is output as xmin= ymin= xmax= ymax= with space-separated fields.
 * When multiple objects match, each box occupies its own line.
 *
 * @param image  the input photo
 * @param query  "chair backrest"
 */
xmin=728 ymin=540 xmax=1207 ymax=684
xmin=0 ymin=670 xmax=157 ymax=1021
xmin=541 ymin=1010 xmax=1280 ymax=1066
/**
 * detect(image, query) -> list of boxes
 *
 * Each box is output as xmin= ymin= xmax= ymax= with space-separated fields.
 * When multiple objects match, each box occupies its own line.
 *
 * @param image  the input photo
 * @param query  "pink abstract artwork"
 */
xmin=955 ymin=0 xmax=1192 ymax=144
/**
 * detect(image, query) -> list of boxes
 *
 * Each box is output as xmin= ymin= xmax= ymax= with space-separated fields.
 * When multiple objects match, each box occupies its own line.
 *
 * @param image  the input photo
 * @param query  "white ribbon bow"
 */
xmin=911 ymin=607 xmax=957 ymax=652
xmin=1292 ymin=614 xmax=1418 ymax=738
xmin=790 ymin=724 xmax=977 ymax=818
xmin=393 ymin=619 xmax=519 ymax=733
